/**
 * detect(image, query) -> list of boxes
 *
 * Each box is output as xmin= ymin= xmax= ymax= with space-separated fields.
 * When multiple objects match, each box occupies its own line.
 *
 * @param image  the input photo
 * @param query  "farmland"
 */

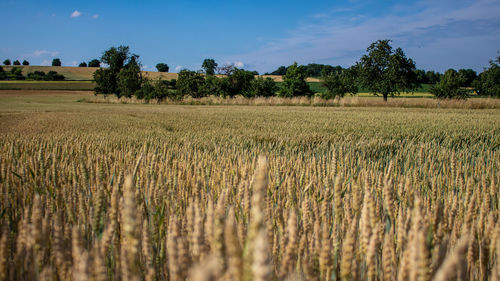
xmin=0 ymin=90 xmax=499 ymax=280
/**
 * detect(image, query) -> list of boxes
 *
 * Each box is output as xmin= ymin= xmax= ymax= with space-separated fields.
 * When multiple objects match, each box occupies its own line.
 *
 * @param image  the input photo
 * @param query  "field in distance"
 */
xmin=0 ymin=90 xmax=499 ymax=280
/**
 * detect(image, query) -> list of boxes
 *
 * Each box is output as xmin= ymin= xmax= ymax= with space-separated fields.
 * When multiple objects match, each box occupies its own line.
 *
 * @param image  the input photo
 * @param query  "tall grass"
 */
xmin=83 ymin=94 xmax=500 ymax=109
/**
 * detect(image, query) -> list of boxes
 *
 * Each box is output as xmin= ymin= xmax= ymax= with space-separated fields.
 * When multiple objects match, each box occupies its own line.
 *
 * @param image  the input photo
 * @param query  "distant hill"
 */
xmin=1 ymin=66 xmax=320 ymax=82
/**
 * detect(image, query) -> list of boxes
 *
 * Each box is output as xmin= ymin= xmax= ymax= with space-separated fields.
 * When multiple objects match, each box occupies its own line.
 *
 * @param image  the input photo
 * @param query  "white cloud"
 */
xmin=29 ymin=50 xmax=60 ymax=57
xmin=71 ymin=10 xmax=81 ymax=18
xmin=41 ymin=60 xmax=51 ymax=66
xmin=92 ymin=14 xmax=99 ymax=19
xmin=175 ymin=65 xmax=183 ymax=72
xmin=234 ymin=61 xmax=244 ymax=68
xmin=224 ymin=0 xmax=500 ymax=73
xmin=71 ymin=61 xmax=77 ymax=66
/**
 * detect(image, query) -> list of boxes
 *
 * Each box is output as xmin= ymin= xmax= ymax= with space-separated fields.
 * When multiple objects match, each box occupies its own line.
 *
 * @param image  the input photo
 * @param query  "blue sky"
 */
xmin=1 ymin=0 xmax=499 ymax=73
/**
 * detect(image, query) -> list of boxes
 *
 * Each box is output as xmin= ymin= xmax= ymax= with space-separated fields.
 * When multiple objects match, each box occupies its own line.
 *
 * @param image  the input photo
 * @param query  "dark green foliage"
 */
xmin=135 ymin=79 xmax=179 ymax=101
xmin=93 ymin=68 xmax=117 ymax=96
xmin=156 ymin=63 xmax=169 ymax=72
xmin=88 ymin=59 xmax=101 ymax=67
xmin=200 ymin=75 xmax=224 ymax=97
xmin=13 ymin=60 xmax=21 ymax=66
xmin=79 ymin=62 xmax=88 ymax=67
xmin=202 ymin=59 xmax=218 ymax=75
xmin=6 ymin=67 xmax=25 ymax=80
xmin=457 ymin=69 xmax=477 ymax=87
xmin=27 ymin=71 xmax=48 ymax=80
xmin=176 ymin=70 xmax=206 ymax=98
xmin=134 ymin=79 xmax=154 ymax=100
xmin=52 ymin=58 xmax=61 ymax=66
xmin=244 ymin=77 xmax=277 ymax=97
xmin=27 ymin=71 xmax=61 ymax=81
xmin=320 ymin=67 xmax=358 ymax=99
xmin=27 ymin=70 xmax=65 ymax=81
xmin=101 ymin=46 xmax=129 ymax=72
xmin=267 ymin=64 xmax=342 ymax=77
xmin=415 ymin=69 xmax=428 ymax=84
xmin=117 ymin=56 xmax=142 ymax=98
xmin=224 ymin=68 xmax=255 ymax=97
xmin=46 ymin=71 xmax=65 ymax=80
xmin=94 ymin=46 xmax=142 ymax=98
xmin=3 ymin=59 xmax=11 ymax=66
xmin=267 ymin=66 xmax=287 ymax=75
xmin=430 ymin=69 xmax=469 ymax=99
xmin=473 ymin=54 xmax=500 ymax=97
xmin=425 ymin=70 xmax=441 ymax=84
xmin=22 ymin=60 xmax=29 ymax=66
xmin=0 ymin=66 xmax=6 ymax=80
xmin=279 ymin=62 xmax=312 ymax=97
xmin=356 ymin=39 xmax=418 ymax=101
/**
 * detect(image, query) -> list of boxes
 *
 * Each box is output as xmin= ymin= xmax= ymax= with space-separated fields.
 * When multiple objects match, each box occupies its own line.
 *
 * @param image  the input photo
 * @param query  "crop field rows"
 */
xmin=0 ymin=95 xmax=499 ymax=280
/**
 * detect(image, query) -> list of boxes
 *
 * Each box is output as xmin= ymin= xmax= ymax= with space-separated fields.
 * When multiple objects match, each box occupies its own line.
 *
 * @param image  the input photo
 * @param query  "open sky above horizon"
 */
xmin=1 ymin=0 xmax=499 ymax=73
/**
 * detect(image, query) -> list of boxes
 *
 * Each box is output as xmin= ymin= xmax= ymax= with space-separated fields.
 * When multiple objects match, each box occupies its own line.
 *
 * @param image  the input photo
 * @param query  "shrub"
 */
xmin=46 ymin=71 xmax=65 ymax=81
xmin=52 ymin=58 xmax=62 ymax=66
xmin=176 ymin=70 xmax=205 ymax=98
xmin=22 ymin=60 xmax=29 ymax=66
xmin=430 ymin=69 xmax=469 ymax=99
xmin=320 ymin=67 xmax=358 ymax=99
xmin=79 ymin=62 xmax=88 ymax=67
xmin=88 ymin=59 xmax=101 ymax=67
xmin=156 ymin=63 xmax=169 ymax=72
xmin=3 ymin=59 xmax=11 ymax=65
xmin=473 ymin=54 xmax=500 ymax=97
xmin=0 ymin=66 xmax=6 ymax=80
xmin=13 ymin=60 xmax=21 ymax=66
xmin=244 ymin=77 xmax=277 ymax=97
xmin=279 ymin=62 xmax=312 ymax=97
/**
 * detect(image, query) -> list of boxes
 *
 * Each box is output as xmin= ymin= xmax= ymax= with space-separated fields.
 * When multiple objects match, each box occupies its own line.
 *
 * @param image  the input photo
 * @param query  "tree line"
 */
xmin=94 ymin=40 xmax=499 ymax=101
xmin=0 ymin=67 xmax=65 ymax=81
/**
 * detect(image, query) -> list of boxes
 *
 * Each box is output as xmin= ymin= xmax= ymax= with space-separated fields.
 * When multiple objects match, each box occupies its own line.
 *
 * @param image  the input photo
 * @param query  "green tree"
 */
xmin=13 ymin=60 xmax=21 ymax=65
xmin=7 ymin=67 xmax=25 ymax=80
xmin=88 ymin=59 xmax=101 ymax=67
xmin=425 ymin=71 xmax=441 ymax=84
xmin=117 ymin=55 xmax=142 ymax=98
xmin=414 ymin=69 xmax=428 ymax=84
xmin=22 ymin=60 xmax=29 ymax=66
xmin=156 ymin=63 xmax=169 ymax=72
xmin=46 ymin=71 xmax=65 ymax=81
xmin=430 ymin=69 xmax=469 ymax=99
xmin=176 ymin=70 xmax=205 ymax=98
xmin=356 ymin=39 xmax=418 ymax=101
xmin=94 ymin=68 xmax=117 ymax=96
xmin=0 ymin=66 xmax=6 ymax=80
xmin=3 ymin=59 xmax=11 ymax=66
xmin=279 ymin=62 xmax=312 ymax=97
xmin=225 ymin=68 xmax=255 ymax=97
xmin=202 ymin=59 xmax=218 ymax=75
xmin=457 ymin=69 xmax=477 ymax=87
xmin=245 ymin=77 xmax=277 ymax=97
xmin=200 ymin=75 xmax=224 ymax=97
xmin=268 ymin=66 xmax=288 ymax=75
xmin=79 ymin=62 xmax=88 ymax=67
xmin=52 ymin=58 xmax=61 ymax=66
xmin=94 ymin=46 xmax=139 ymax=98
xmin=320 ymin=67 xmax=358 ymax=99
xmin=473 ymin=53 xmax=500 ymax=97
xmin=101 ymin=46 xmax=129 ymax=71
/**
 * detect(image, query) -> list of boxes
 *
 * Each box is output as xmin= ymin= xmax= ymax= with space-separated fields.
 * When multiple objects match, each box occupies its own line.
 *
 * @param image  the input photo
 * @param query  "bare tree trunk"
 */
xmin=383 ymin=94 xmax=388 ymax=102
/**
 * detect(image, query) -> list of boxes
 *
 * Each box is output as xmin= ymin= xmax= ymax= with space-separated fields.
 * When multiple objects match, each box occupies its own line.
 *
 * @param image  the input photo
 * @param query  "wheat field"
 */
xmin=0 ymin=93 xmax=499 ymax=280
